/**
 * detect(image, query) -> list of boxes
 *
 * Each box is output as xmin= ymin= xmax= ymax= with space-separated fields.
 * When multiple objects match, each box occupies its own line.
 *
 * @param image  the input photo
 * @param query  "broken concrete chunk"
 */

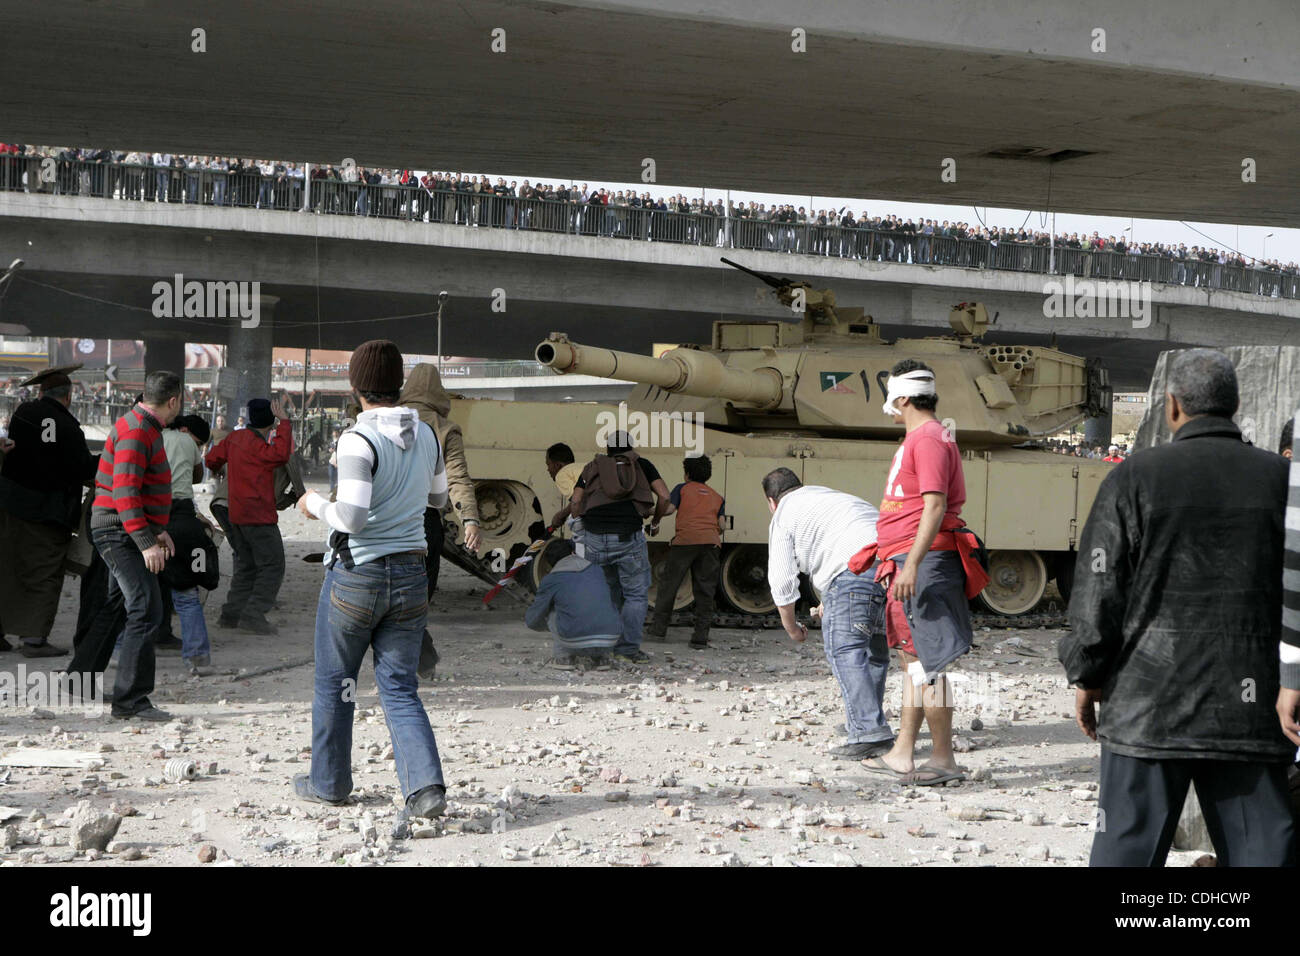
xmin=68 ymin=802 xmax=122 ymax=852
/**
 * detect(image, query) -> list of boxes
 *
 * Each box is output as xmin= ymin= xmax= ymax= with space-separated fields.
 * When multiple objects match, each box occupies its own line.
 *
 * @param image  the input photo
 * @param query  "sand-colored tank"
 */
xmin=445 ymin=261 xmax=1114 ymax=618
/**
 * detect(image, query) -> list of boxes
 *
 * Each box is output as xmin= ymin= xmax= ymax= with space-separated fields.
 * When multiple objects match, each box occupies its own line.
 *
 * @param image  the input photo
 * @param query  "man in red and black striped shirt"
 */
xmin=88 ymin=371 xmax=182 ymax=720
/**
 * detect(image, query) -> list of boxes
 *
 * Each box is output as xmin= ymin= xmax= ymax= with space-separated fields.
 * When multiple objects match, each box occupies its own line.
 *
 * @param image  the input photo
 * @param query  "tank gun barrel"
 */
xmin=536 ymin=334 xmax=783 ymax=409
xmin=720 ymin=256 xmax=796 ymax=290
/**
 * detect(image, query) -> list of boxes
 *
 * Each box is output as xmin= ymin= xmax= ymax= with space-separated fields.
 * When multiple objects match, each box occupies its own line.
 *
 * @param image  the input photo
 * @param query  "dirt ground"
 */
xmin=0 ymin=482 xmax=1209 ymax=868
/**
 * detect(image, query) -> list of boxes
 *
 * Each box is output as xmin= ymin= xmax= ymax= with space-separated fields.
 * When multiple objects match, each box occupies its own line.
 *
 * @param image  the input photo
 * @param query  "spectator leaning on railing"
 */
xmin=2 ymin=141 xmax=1296 ymax=298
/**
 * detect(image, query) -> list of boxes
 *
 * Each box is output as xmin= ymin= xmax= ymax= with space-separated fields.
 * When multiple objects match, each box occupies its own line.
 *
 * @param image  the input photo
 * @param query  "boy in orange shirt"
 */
xmin=645 ymin=454 xmax=725 ymax=649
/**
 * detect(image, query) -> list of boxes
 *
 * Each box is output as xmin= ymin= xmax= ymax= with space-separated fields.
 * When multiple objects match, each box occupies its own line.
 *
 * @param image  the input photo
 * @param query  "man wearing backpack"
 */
xmin=569 ymin=430 xmax=672 ymax=664
xmin=293 ymin=339 xmax=448 ymax=819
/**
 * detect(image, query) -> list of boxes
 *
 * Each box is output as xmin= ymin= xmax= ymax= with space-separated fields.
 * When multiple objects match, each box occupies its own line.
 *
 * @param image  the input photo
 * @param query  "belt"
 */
xmin=588 ymin=529 xmax=640 ymax=542
xmin=372 ymin=550 xmax=427 ymax=565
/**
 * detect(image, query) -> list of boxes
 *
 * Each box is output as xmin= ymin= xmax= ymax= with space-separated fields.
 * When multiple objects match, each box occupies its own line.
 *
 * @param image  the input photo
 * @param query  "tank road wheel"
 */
xmin=719 ymin=544 xmax=776 ymax=615
xmin=527 ymin=538 xmax=576 ymax=593
xmin=646 ymin=544 xmax=695 ymax=612
xmin=978 ymin=550 xmax=1049 ymax=616
xmin=473 ymin=480 xmax=536 ymax=557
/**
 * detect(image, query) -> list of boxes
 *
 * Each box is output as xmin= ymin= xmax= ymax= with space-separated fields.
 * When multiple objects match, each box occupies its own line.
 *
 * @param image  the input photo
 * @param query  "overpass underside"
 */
xmin=3 ymin=1 xmax=1299 ymax=226
xmin=4 ymin=200 xmax=1298 ymax=391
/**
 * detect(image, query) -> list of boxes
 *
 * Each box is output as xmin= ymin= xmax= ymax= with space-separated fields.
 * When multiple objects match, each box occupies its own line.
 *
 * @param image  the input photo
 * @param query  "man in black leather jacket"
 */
xmin=1061 ymin=349 xmax=1296 ymax=866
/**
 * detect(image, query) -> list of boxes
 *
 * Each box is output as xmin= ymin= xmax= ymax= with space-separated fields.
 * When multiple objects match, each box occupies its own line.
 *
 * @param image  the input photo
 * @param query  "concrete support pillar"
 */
xmin=1083 ymin=409 xmax=1113 ymax=449
xmin=223 ymin=295 xmax=278 ymax=424
xmin=143 ymin=336 xmax=187 ymax=396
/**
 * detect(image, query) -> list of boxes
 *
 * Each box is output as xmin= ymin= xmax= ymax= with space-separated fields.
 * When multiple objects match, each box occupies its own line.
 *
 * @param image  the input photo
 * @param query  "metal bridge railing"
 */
xmin=2 ymin=154 xmax=1296 ymax=300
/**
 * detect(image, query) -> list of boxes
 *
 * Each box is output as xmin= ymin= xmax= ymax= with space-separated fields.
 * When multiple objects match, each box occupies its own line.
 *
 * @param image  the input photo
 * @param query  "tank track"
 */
xmin=667 ymin=604 xmax=1070 ymax=630
xmin=441 ymin=526 xmax=1071 ymax=628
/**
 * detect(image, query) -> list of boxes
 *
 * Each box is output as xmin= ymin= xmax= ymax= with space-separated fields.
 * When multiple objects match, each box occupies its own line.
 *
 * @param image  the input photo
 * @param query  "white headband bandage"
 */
xmin=882 ymin=369 xmax=937 ymax=416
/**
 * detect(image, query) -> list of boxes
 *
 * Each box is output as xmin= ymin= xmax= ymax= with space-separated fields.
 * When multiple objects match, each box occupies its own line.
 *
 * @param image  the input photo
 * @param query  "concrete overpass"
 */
xmin=2 ymin=192 xmax=1298 ymax=391
xmin=3 ymin=1 xmax=1299 ymax=227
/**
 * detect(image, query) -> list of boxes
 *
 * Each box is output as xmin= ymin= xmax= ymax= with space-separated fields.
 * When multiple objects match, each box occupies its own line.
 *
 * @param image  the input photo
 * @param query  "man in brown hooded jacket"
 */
xmin=400 ymin=364 xmax=482 ymax=678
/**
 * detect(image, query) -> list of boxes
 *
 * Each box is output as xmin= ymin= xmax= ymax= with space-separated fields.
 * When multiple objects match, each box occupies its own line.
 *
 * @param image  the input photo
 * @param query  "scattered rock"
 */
xmin=197 ymin=844 xmax=217 ymax=863
xmin=68 ymin=802 xmax=122 ymax=852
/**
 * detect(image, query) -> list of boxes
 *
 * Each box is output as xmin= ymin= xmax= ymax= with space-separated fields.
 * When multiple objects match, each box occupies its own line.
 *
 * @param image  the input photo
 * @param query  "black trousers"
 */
xmin=66 ymin=535 xmax=126 ymax=680
xmin=222 ymin=523 xmax=284 ymax=625
xmin=420 ymin=507 xmax=444 ymax=675
xmin=423 ymin=507 xmax=444 ymax=598
xmin=90 ymin=525 xmax=160 ymax=715
xmin=649 ymin=544 xmax=719 ymax=643
xmin=1091 ymin=746 xmax=1297 ymax=867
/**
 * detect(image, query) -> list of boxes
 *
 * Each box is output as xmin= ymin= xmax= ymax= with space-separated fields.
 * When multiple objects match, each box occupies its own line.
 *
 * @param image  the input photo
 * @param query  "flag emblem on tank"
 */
xmin=819 ymin=371 xmax=854 ymax=393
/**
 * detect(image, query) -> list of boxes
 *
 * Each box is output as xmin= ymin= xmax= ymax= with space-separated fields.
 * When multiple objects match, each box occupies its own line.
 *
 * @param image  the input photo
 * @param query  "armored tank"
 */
xmin=444 ymin=260 xmax=1113 ymax=618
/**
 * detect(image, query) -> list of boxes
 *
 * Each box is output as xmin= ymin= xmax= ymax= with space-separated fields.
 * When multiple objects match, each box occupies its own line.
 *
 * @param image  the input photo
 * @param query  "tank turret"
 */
xmin=537 ymin=285 xmax=1109 ymax=448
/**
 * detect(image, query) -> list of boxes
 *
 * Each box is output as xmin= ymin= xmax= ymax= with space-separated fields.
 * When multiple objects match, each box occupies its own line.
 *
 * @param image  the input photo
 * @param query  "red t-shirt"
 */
xmin=875 ymin=418 xmax=966 ymax=554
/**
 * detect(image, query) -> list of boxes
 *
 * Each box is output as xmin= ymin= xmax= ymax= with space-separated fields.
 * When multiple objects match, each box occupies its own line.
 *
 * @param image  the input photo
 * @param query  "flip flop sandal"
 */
xmin=861 ymin=756 xmax=907 ymax=777
xmin=901 ymin=765 xmax=966 ymax=787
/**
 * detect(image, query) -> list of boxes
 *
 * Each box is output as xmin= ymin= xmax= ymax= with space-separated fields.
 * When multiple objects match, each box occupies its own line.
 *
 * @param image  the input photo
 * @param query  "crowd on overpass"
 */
xmin=3 ymin=142 xmax=1298 ymax=300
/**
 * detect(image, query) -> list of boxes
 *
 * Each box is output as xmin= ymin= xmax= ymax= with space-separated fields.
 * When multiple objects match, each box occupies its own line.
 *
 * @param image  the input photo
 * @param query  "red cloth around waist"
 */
xmin=848 ymin=530 xmax=990 ymax=600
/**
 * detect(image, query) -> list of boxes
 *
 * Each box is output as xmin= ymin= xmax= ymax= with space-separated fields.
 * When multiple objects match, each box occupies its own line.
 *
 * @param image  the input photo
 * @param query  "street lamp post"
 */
xmin=436 ymin=291 xmax=448 ymax=372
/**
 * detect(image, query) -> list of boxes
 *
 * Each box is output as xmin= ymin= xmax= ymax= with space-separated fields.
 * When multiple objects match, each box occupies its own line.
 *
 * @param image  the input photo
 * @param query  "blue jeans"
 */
xmin=310 ymin=554 xmax=443 ymax=802
xmin=582 ymin=530 xmax=650 ymax=655
xmin=822 ymin=568 xmax=893 ymax=744
xmin=173 ymin=587 xmax=210 ymax=661
xmin=91 ymin=525 xmax=160 ymax=715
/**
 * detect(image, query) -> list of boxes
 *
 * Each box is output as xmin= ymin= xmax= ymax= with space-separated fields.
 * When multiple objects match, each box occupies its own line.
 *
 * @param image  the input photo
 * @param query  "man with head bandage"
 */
xmin=855 ymin=359 xmax=988 ymax=787
xmin=881 ymin=367 xmax=937 ymax=418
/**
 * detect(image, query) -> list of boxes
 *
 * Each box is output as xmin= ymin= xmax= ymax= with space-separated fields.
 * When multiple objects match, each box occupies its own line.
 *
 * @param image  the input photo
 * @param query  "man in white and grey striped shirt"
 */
xmin=764 ymin=468 xmax=895 ymax=759
xmin=293 ymin=340 xmax=450 ymax=821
